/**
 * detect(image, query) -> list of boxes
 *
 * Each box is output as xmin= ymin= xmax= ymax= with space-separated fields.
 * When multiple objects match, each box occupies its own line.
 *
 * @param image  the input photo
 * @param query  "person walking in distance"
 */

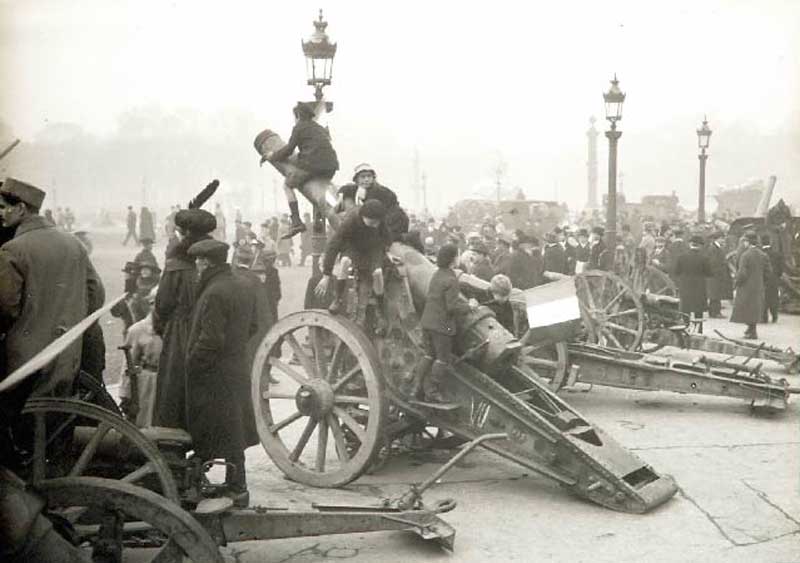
xmin=123 ymin=205 xmax=138 ymax=246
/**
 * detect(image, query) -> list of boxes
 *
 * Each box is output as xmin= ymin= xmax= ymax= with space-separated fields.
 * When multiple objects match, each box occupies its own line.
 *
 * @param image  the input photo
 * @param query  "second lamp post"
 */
xmin=696 ymin=117 xmax=712 ymax=223
xmin=603 ymin=75 xmax=625 ymax=252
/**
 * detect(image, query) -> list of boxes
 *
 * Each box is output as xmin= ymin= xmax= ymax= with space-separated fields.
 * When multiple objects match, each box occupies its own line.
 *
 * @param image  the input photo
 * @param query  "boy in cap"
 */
xmin=257 ymin=103 xmax=339 ymax=239
xmin=352 ymin=163 xmax=410 ymax=242
xmin=415 ymin=244 xmax=479 ymax=404
xmin=185 ymin=238 xmax=259 ymax=507
xmin=574 ymin=228 xmax=590 ymax=273
xmin=315 ymin=200 xmax=393 ymax=318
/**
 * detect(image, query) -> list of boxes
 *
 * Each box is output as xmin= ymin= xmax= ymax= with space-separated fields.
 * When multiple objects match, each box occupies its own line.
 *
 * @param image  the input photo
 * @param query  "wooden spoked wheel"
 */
xmin=251 ymin=310 xmax=386 ymax=488
xmin=518 ymin=340 xmax=569 ymax=390
xmin=639 ymin=265 xmax=678 ymax=297
xmin=39 ymin=477 xmax=223 ymax=563
xmin=19 ymin=398 xmax=178 ymax=502
xmin=575 ymin=270 xmax=645 ymax=351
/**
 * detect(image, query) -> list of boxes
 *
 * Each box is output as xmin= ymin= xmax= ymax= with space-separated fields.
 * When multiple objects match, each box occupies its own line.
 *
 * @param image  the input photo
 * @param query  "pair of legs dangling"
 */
xmin=283 ymin=167 xmax=335 ymax=239
xmin=408 ymin=330 xmax=454 ymax=404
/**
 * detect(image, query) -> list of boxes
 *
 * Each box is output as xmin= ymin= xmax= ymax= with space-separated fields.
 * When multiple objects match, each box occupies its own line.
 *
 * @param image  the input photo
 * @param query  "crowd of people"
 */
xmin=0 ymin=140 xmax=791 ymax=553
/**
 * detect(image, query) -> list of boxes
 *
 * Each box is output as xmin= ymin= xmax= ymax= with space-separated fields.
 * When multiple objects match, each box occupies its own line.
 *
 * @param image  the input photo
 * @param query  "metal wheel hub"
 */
xmin=296 ymin=380 xmax=335 ymax=418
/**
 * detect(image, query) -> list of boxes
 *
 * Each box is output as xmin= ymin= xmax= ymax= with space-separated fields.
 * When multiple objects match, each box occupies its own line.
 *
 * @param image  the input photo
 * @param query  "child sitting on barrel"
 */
xmin=417 ymin=244 xmax=478 ymax=404
xmin=257 ymin=102 xmax=339 ymax=239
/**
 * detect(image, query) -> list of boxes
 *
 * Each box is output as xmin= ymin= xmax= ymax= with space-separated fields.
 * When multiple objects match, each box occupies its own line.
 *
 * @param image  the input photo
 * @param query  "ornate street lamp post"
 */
xmin=301 ymin=10 xmax=337 ymax=282
xmin=603 ymin=75 xmax=625 ymax=253
xmin=696 ymin=117 xmax=712 ymax=223
xmin=302 ymin=9 xmax=337 ymax=103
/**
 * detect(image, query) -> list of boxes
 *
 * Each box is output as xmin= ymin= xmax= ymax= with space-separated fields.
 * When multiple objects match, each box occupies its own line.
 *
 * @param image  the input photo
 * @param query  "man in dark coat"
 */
xmin=505 ymin=239 xmax=535 ymax=290
xmin=543 ymin=232 xmax=567 ymax=274
xmin=152 ymin=209 xmax=216 ymax=429
xmin=761 ymin=234 xmax=783 ymax=323
xmin=674 ymin=235 xmax=712 ymax=330
xmin=492 ymin=237 xmax=511 ymax=273
xmin=0 ymin=178 xmax=105 ymax=400
xmin=706 ymin=231 xmax=732 ymax=318
xmin=185 ymin=239 xmax=259 ymax=507
xmin=588 ymin=227 xmax=608 ymax=270
xmin=574 ymin=229 xmax=591 ymax=273
xmin=667 ymin=229 xmax=688 ymax=283
xmin=730 ymin=232 xmax=771 ymax=339
xmin=123 ymin=205 xmax=138 ymax=246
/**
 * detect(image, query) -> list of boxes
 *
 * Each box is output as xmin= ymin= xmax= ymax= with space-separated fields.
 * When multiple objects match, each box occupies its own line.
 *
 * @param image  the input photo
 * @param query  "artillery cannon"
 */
xmin=1 ymin=299 xmax=459 ymax=562
xmin=252 ymin=130 xmax=678 ymax=514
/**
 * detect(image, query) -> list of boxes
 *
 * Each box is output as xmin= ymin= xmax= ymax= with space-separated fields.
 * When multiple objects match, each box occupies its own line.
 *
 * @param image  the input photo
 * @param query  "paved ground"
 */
xmin=90 ymin=232 xmax=799 ymax=563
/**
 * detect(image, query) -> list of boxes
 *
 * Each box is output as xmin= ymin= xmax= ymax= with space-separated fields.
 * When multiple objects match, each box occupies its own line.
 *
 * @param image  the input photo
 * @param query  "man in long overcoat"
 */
xmin=543 ymin=232 xmax=567 ymax=274
xmin=0 ymin=178 xmax=104 ymax=402
xmin=705 ymin=231 xmax=732 ymax=318
xmin=730 ymin=232 xmax=771 ymax=339
xmin=761 ymin=234 xmax=783 ymax=323
xmin=674 ymin=235 xmax=712 ymax=330
xmin=185 ymin=239 xmax=259 ymax=506
xmin=139 ymin=206 xmax=156 ymax=242
xmin=152 ymin=209 xmax=216 ymax=429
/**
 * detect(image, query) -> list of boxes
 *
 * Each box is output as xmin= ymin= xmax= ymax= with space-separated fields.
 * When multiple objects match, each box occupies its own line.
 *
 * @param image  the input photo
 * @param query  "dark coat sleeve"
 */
xmin=271 ymin=122 xmax=303 ymax=162
xmin=444 ymin=276 xmax=471 ymax=317
xmin=86 ymin=258 xmax=105 ymax=313
xmin=153 ymin=271 xmax=180 ymax=334
xmin=735 ymin=251 xmax=752 ymax=288
xmin=0 ymin=250 xmax=23 ymax=327
xmin=186 ymin=292 xmax=227 ymax=377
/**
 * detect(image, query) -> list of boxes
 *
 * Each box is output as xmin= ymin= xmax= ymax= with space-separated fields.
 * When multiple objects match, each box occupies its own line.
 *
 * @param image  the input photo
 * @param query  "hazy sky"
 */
xmin=1 ymin=0 xmax=798 ymax=212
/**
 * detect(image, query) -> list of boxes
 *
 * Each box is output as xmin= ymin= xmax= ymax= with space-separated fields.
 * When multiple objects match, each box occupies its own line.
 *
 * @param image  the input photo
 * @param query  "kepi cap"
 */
xmin=1 ymin=177 xmax=46 ymax=209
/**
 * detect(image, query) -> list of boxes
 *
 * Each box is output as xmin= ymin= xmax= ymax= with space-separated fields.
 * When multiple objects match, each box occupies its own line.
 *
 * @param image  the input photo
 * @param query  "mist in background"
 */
xmin=0 ymin=0 xmax=797 ymax=222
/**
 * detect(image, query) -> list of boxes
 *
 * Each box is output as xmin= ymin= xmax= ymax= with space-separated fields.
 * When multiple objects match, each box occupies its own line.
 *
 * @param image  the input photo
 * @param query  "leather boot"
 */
xmin=423 ymin=361 xmax=449 ymax=403
xmin=225 ymin=454 xmax=249 ymax=508
xmin=406 ymin=355 xmax=434 ymax=398
xmin=328 ymin=279 xmax=347 ymax=315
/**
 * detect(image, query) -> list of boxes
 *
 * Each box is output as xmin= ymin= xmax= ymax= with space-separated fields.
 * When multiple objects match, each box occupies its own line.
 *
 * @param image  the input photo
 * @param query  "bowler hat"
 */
xmin=577 ymin=228 xmax=589 ymax=237
xmin=591 ymin=226 xmax=604 ymax=236
xmin=1 ymin=177 xmax=46 ymax=209
xmin=689 ymin=235 xmax=705 ymax=246
xmin=744 ymin=231 xmax=758 ymax=244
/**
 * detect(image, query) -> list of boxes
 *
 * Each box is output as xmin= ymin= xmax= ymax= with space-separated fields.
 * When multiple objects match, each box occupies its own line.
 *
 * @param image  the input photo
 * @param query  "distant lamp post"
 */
xmin=603 ymin=74 xmax=625 ymax=253
xmin=696 ymin=117 xmax=712 ymax=223
xmin=302 ymin=9 xmax=337 ymax=102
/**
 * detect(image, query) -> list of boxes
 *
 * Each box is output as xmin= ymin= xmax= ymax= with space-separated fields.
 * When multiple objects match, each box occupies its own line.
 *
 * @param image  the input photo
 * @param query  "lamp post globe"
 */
xmin=302 ymin=9 xmax=337 ymax=102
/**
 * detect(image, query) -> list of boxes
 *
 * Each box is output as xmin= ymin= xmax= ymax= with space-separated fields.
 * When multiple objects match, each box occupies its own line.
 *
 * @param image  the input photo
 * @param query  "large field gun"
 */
xmin=253 ymin=130 xmax=678 ymax=514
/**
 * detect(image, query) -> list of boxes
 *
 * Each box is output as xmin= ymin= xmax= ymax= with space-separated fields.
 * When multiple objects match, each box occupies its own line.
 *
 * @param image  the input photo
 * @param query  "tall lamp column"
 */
xmin=696 ymin=117 xmax=712 ymax=223
xmin=602 ymin=75 xmax=626 ymax=253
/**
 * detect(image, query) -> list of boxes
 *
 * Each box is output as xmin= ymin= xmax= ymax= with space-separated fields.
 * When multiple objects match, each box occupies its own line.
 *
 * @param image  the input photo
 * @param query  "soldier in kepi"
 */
xmin=0 ymin=177 xmax=105 ymax=430
xmin=255 ymin=102 xmax=339 ymax=239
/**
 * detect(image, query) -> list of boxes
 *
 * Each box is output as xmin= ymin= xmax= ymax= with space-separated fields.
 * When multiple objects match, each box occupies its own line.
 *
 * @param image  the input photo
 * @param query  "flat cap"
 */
xmin=187 ymin=238 xmax=230 ymax=260
xmin=591 ymin=226 xmax=604 ymax=236
xmin=744 ymin=230 xmax=759 ymax=244
xmin=175 ymin=209 xmax=216 ymax=234
xmin=1 ymin=177 xmax=46 ymax=209
xmin=689 ymin=235 xmax=705 ymax=246
xmin=359 ymin=199 xmax=386 ymax=220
